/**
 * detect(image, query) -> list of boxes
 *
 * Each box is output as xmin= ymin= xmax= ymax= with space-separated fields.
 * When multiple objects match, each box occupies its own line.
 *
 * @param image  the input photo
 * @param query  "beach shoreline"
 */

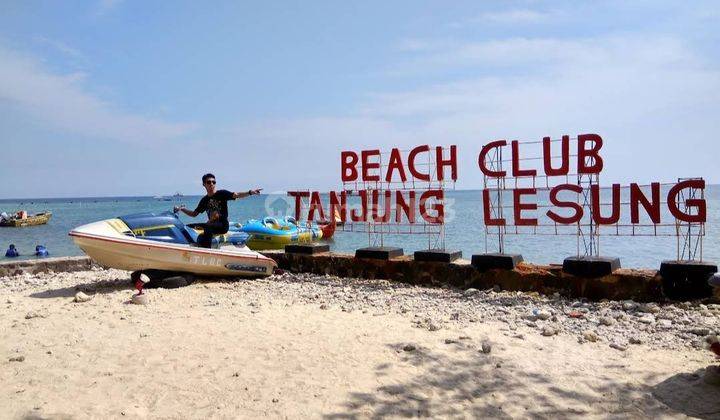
xmin=2 ymin=266 xmax=719 ymax=418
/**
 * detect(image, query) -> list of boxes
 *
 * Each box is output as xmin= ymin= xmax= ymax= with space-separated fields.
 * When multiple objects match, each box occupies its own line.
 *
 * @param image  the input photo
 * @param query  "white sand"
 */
xmin=1 ymin=269 xmax=719 ymax=419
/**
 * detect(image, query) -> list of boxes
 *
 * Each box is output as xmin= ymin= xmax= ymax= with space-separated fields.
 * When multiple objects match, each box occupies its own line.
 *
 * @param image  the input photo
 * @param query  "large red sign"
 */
xmin=288 ymin=134 xmax=705 ymax=258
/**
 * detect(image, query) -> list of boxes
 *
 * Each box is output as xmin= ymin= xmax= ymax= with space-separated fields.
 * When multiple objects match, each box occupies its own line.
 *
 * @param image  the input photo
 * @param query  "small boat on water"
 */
xmin=0 ymin=211 xmax=52 ymax=227
xmin=69 ymin=211 xmax=276 ymax=278
xmin=154 ymin=192 xmax=184 ymax=201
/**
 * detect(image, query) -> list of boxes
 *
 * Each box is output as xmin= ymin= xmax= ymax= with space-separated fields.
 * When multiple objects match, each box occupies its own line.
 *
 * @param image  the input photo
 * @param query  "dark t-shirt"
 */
xmin=194 ymin=189 xmax=235 ymax=224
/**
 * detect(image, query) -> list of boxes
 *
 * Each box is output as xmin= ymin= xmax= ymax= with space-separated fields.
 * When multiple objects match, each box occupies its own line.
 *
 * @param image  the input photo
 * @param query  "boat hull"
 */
xmin=70 ymin=219 xmax=276 ymax=277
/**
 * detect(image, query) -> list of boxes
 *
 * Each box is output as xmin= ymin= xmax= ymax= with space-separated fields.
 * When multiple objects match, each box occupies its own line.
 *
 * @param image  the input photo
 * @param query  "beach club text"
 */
xmin=288 ymin=135 xmax=706 ymax=226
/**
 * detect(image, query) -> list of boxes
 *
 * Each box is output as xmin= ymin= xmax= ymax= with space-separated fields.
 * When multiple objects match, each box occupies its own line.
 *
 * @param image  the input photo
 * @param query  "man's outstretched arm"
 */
xmin=174 ymin=206 xmax=199 ymax=217
xmin=232 ymin=188 xmax=263 ymax=199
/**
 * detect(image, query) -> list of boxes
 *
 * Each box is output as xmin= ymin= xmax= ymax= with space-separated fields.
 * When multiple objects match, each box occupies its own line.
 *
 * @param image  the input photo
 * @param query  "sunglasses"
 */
xmin=205 ymin=180 xmax=216 ymax=185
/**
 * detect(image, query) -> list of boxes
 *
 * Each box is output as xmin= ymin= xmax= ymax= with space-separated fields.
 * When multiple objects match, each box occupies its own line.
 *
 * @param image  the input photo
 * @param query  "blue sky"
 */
xmin=0 ymin=1 xmax=719 ymax=198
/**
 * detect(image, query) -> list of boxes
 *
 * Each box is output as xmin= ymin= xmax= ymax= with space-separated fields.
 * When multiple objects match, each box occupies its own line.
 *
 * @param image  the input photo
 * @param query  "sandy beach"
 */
xmin=1 ymin=268 xmax=719 ymax=419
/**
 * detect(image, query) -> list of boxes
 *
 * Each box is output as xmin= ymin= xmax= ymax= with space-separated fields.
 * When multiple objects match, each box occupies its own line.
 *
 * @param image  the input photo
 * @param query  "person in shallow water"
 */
xmin=5 ymin=244 xmax=19 ymax=258
xmin=174 ymin=173 xmax=262 ymax=248
xmin=35 ymin=245 xmax=49 ymax=257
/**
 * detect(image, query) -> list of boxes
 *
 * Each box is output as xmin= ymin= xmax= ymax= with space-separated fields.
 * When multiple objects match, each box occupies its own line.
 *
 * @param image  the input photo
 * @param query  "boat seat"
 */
xmin=182 ymin=226 xmax=199 ymax=244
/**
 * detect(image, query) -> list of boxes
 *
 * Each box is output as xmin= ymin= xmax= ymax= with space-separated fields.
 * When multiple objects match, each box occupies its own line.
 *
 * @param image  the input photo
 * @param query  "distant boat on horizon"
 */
xmin=154 ymin=192 xmax=184 ymax=201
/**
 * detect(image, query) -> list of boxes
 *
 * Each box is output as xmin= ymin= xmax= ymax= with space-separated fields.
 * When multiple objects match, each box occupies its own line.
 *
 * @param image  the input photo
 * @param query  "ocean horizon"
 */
xmin=2 ymin=184 xmax=719 ymax=202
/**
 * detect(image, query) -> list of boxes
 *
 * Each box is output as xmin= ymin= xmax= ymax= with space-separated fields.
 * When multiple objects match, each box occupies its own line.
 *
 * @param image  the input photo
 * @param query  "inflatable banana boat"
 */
xmin=231 ymin=217 xmax=335 ymax=250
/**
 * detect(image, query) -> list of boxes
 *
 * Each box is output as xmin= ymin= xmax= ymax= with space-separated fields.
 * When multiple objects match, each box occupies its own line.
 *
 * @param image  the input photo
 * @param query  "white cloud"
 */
xmin=388 ymin=35 xmax=698 ymax=76
xmin=447 ymin=8 xmax=564 ymax=28
xmin=95 ymin=0 xmax=124 ymax=16
xmin=373 ymin=36 xmax=705 ymax=116
xmin=34 ymin=36 xmax=87 ymax=63
xmin=0 ymin=44 xmax=195 ymax=143
xmin=477 ymin=9 xmax=558 ymax=24
xmin=224 ymin=33 xmax=720 ymax=188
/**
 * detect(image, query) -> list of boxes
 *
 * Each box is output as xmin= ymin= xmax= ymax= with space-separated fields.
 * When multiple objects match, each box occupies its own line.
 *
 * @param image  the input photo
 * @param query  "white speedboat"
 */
xmin=69 ymin=212 xmax=276 ymax=277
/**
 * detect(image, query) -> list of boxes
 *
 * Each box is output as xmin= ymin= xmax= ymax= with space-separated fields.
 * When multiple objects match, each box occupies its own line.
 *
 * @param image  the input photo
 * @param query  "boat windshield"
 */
xmin=120 ymin=212 xmax=195 ymax=245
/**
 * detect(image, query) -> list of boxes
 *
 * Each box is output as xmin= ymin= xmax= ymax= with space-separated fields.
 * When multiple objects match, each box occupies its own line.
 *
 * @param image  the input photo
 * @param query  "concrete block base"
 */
xmin=414 ymin=249 xmax=462 ymax=263
xmin=660 ymin=260 xmax=718 ymax=300
xmin=471 ymin=253 xmax=523 ymax=271
xmin=285 ymin=243 xmax=330 ymax=255
xmin=563 ymin=256 xmax=621 ymax=278
xmin=355 ymin=247 xmax=403 ymax=260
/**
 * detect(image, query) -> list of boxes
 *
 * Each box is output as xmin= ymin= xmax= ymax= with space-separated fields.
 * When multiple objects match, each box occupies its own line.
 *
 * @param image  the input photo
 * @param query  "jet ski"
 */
xmin=69 ymin=211 xmax=277 ymax=278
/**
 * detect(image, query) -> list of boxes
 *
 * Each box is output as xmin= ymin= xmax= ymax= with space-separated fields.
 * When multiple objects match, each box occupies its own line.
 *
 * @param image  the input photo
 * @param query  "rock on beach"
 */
xmin=74 ymin=291 xmax=92 ymax=303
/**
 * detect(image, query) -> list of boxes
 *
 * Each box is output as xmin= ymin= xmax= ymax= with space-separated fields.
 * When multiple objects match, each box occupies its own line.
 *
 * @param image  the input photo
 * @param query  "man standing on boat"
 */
xmin=174 ymin=173 xmax=262 ymax=248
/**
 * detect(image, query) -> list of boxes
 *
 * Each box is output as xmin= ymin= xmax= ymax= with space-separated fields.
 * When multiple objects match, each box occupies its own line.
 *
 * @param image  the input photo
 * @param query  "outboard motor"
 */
xmin=35 ymin=245 xmax=49 ymax=257
xmin=5 ymin=244 xmax=19 ymax=258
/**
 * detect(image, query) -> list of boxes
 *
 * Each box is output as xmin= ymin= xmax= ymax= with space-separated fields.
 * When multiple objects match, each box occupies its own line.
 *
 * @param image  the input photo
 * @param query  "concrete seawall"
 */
xmin=262 ymin=251 xmax=670 ymax=302
xmin=0 ymin=256 xmax=94 ymax=277
xmin=2 ymin=253 xmax=716 ymax=302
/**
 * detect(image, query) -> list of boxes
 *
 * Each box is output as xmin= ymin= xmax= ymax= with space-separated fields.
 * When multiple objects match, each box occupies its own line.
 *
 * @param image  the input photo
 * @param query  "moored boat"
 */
xmin=0 ymin=211 xmax=52 ymax=227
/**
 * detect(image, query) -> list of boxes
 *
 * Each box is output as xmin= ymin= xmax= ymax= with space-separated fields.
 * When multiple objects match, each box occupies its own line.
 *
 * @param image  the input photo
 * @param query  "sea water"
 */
xmin=1 ymin=188 xmax=718 ymax=268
